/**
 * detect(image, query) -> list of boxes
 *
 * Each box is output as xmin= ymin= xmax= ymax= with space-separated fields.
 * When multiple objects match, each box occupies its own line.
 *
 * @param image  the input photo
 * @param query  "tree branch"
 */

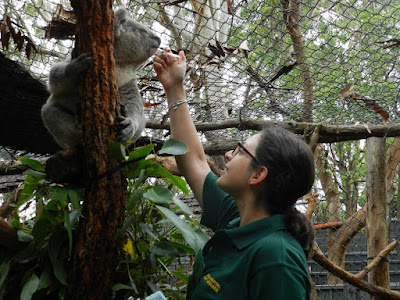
xmin=312 ymin=244 xmax=400 ymax=299
xmin=356 ymin=239 xmax=399 ymax=279
xmin=147 ymin=118 xmax=400 ymax=145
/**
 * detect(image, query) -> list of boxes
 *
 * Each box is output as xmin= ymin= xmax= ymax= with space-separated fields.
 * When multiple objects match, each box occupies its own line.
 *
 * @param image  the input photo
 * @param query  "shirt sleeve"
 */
xmin=248 ymin=265 xmax=309 ymax=300
xmin=200 ymin=172 xmax=239 ymax=231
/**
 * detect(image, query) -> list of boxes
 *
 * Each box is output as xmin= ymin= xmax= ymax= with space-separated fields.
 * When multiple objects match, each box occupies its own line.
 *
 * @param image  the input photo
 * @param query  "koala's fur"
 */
xmin=41 ymin=8 xmax=161 ymax=149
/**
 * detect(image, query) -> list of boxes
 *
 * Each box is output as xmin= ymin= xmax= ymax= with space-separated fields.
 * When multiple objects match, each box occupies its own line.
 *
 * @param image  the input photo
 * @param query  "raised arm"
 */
xmin=153 ymin=50 xmax=211 ymax=207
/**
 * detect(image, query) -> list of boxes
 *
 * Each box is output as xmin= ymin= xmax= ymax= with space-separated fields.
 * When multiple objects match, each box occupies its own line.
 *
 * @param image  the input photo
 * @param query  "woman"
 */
xmin=153 ymin=49 xmax=315 ymax=299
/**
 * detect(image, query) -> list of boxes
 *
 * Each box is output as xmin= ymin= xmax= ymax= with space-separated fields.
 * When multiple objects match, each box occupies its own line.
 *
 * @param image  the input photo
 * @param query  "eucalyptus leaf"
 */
xmin=134 ymin=168 xmax=148 ymax=189
xmin=144 ymin=164 xmax=189 ymax=195
xmin=18 ymin=157 xmax=45 ymax=172
xmin=108 ymin=140 xmax=128 ymax=161
xmin=128 ymin=144 xmax=154 ymax=160
xmin=66 ymin=188 xmax=83 ymax=209
xmin=159 ymin=139 xmax=189 ymax=155
xmin=150 ymin=241 xmax=186 ymax=257
xmin=69 ymin=210 xmax=81 ymax=228
xmin=139 ymin=222 xmax=159 ymax=241
xmin=125 ymin=159 xmax=153 ymax=179
xmin=172 ymin=270 xmax=189 ymax=284
xmin=64 ymin=210 xmax=73 ymax=256
xmin=48 ymin=232 xmax=68 ymax=286
xmin=172 ymin=196 xmax=194 ymax=215
xmin=143 ymin=186 xmax=173 ymax=204
xmin=137 ymin=240 xmax=149 ymax=253
xmin=53 ymin=188 xmax=68 ymax=207
xmin=127 ymin=188 xmax=144 ymax=211
xmin=23 ymin=169 xmax=46 ymax=179
xmin=156 ymin=206 xmax=206 ymax=253
xmin=0 ymin=260 xmax=10 ymax=289
xmin=17 ymin=230 xmax=34 ymax=243
xmin=38 ymin=266 xmax=54 ymax=290
xmin=17 ymin=175 xmax=42 ymax=207
xmin=112 ymin=283 xmax=134 ymax=291
xmin=120 ymin=215 xmax=135 ymax=236
xmin=20 ymin=273 xmax=39 ymax=300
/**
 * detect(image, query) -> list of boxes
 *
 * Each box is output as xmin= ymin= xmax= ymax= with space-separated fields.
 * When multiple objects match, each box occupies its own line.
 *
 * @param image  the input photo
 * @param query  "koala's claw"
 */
xmin=116 ymin=116 xmax=134 ymax=142
xmin=67 ymin=53 xmax=95 ymax=75
xmin=120 ymin=105 xmax=127 ymax=117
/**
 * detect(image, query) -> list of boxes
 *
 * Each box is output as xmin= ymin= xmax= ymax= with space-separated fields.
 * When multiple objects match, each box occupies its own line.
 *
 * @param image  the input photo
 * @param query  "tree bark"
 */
xmin=68 ymin=1 xmax=126 ymax=299
xmin=366 ymin=137 xmax=390 ymax=300
xmin=282 ymin=0 xmax=314 ymax=122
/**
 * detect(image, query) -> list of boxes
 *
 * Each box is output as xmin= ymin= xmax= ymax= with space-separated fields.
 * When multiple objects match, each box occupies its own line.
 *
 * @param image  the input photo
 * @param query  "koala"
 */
xmin=41 ymin=7 xmax=161 ymax=149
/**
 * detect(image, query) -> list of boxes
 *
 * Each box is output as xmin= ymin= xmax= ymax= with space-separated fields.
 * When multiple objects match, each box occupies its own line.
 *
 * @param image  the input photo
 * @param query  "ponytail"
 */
xmin=284 ymin=207 xmax=314 ymax=257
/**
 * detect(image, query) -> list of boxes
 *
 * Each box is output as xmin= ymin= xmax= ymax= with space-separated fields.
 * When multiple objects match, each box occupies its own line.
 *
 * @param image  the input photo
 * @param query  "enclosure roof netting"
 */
xmin=1 ymin=0 xmax=400 ymax=137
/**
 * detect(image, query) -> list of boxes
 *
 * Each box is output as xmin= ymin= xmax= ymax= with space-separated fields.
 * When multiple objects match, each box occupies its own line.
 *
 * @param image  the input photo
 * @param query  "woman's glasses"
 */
xmin=232 ymin=142 xmax=262 ymax=166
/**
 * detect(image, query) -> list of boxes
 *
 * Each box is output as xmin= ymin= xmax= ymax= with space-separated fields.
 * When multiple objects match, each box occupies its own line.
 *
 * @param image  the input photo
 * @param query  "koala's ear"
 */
xmin=114 ymin=7 xmax=127 ymax=36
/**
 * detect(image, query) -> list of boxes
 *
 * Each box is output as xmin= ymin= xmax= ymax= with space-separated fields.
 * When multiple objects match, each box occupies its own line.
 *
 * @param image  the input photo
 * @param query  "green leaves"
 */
xmin=159 ymin=139 xmax=189 ymax=156
xmin=17 ymin=230 xmax=34 ymax=243
xmin=0 ymin=260 xmax=10 ymax=290
xmin=144 ymin=186 xmax=173 ymax=204
xmin=20 ymin=274 xmax=39 ymax=300
xmin=3 ymin=138 xmax=199 ymax=298
xmin=156 ymin=206 xmax=207 ymax=253
xmin=48 ymin=231 xmax=68 ymax=286
xmin=18 ymin=157 xmax=45 ymax=172
xmin=124 ymin=140 xmax=190 ymax=195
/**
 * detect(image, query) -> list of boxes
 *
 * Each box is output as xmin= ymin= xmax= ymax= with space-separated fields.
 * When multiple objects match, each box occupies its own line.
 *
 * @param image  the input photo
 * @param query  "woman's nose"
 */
xmin=225 ymin=150 xmax=233 ymax=160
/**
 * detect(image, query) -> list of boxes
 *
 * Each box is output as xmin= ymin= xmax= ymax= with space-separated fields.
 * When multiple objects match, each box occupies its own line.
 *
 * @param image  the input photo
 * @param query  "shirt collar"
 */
xmin=223 ymin=214 xmax=287 ymax=250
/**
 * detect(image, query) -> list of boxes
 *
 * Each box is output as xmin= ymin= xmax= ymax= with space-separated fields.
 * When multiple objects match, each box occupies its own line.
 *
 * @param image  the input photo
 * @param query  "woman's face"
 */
xmin=217 ymin=134 xmax=261 ymax=195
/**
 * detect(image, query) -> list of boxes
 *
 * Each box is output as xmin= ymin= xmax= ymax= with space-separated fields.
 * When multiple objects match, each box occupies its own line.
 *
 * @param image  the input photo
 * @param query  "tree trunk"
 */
xmin=314 ymin=145 xmax=343 ymax=284
xmin=366 ymin=137 xmax=390 ymax=300
xmin=68 ymin=1 xmax=126 ymax=299
xmin=282 ymin=0 xmax=314 ymax=122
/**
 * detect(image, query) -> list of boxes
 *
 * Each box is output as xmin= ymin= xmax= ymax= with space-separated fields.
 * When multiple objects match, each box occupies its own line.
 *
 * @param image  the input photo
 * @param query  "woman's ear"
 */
xmin=249 ymin=166 xmax=268 ymax=185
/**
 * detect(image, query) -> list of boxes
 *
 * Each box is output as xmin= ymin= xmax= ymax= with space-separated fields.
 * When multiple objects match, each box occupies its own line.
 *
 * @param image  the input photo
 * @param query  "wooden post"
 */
xmin=366 ymin=137 xmax=390 ymax=300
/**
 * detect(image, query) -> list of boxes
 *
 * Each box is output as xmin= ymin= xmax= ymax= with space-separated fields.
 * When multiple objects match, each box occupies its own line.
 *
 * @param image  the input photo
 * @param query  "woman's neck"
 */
xmin=234 ymin=195 xmax=270 ymax=226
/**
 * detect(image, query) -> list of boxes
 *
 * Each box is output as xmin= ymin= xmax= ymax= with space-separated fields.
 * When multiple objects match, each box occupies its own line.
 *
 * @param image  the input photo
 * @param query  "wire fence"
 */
xmin=1 ymin=0 xmax=400 ymax=299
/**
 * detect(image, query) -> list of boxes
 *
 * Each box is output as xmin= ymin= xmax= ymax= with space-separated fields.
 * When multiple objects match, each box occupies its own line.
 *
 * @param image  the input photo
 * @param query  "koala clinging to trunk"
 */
xmin=41 ymin=8 xmax=161 ymax=149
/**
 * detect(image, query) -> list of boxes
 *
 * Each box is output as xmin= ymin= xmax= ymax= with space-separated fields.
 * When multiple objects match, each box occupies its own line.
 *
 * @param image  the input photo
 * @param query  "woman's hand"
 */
xmin=153 ymin=48 xmax=186 ymax=93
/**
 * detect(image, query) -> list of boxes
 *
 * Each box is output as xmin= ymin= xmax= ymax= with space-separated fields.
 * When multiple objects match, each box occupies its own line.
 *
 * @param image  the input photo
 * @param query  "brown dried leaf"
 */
xmin=5 ymin=16 xmax=11 ymax=27
xmin=25 ymin=42 xmax=32 ymax=59
xmin=208 ymin=43 xmax=225 ymax=57
xmin=16 ymin=35 xmax=24 ymax=51
xmin=25 ymin=36 xmax=37 ymax=51
xmin=339 ymin=83 xmax=354 ymax=98
xmin=2 ymin=31 xmax=10 ymax=49
xmin=226 ymin=0 xmax=235 ymax=15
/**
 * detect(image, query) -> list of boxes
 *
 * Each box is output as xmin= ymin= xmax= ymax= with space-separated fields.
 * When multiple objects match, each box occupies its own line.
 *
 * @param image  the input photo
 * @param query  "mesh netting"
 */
xmin=1 ymin=1 xmax=400 ymax=299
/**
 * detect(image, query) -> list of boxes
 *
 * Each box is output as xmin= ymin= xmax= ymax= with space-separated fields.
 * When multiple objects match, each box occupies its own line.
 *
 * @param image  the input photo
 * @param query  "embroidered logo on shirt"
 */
xmin=204 ymin=273 xmax=220 ymax=293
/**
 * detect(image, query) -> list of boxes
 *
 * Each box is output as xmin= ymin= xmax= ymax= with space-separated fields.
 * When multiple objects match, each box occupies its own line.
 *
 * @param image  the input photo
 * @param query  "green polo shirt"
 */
xmin=186 ymin=172 xmax=311 ymax=299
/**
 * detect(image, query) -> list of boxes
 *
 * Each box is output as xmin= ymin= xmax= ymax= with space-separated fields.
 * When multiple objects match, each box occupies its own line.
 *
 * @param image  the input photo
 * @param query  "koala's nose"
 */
xmin=154 ymin=36 xmax=161 ymax=46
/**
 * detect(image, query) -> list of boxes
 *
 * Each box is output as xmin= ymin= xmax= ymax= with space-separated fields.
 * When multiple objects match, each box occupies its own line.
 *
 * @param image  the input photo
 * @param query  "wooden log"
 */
xmin=147 ymin=119 xmax=400 ymax=145
xmin=366 ymin=137 xmax=390 ymax=299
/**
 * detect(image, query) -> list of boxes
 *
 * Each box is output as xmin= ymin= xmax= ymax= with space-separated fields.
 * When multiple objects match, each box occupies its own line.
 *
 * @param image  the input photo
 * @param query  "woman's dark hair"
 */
xmin=251 ymin=126 xmax=315 ymax=257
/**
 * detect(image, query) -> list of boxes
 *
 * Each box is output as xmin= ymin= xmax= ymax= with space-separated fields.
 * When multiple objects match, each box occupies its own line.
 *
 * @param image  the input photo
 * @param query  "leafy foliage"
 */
xmin=0 ymin=139 xmax=208 ymax=299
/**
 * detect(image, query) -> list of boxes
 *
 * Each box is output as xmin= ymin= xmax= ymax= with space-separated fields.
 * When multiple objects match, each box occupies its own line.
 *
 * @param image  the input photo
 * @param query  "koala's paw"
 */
xmin=66 ymin=53 xmax=95 ymax=76
xmin=116 ymin=116 xmax=135 ymax=143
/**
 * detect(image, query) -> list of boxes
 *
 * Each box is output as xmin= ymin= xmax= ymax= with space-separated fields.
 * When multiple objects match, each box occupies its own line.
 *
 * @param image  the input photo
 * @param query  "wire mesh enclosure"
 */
xmin=1 ymin=0 xmax=400 ymax=299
